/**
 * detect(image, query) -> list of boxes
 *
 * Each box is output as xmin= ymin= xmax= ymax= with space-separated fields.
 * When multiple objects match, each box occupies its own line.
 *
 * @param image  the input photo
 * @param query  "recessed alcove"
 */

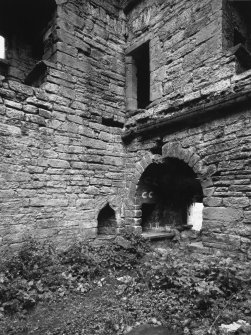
xmin=97 ymin=204 xmax=117 ymax=236
xmin=137 ymin=158 xmax=203 ymax=233
xmin=126 ymin=40 xmax=151 ymax=110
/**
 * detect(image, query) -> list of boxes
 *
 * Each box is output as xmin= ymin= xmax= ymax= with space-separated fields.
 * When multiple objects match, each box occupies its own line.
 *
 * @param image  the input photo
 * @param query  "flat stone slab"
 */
xmin=126 ymin=325 xmax=181 ymax=334
xmin=142 ymin=232 xmax=175 ymax=240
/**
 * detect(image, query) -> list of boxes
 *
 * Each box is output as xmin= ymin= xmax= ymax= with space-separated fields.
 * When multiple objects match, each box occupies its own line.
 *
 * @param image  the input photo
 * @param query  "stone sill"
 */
xmin=142 ymin=232 xmax=175 ymax=240
xmin=96 ymin=234 xmax=116 ymax=240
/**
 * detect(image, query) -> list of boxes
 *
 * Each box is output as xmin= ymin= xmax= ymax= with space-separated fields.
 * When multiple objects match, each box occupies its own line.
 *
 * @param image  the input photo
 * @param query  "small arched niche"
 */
xmin=97 ymin=204 xmax=117 ymax=236
xmin=137 ymin=158 xmax=203 ymax=232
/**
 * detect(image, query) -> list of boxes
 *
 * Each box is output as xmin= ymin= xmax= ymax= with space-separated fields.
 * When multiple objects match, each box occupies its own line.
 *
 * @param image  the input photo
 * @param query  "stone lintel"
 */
xmin=125 ymin=33 xmax=152 ymax=55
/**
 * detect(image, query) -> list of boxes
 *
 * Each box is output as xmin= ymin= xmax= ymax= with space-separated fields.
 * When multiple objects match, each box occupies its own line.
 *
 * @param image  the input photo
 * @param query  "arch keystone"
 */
xmin=162 ymin=142 xmax=194 ymax=164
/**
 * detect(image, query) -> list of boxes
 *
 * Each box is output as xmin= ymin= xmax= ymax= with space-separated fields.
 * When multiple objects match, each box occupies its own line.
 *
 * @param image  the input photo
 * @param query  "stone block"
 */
xmin=9 ymin=81 xmax=33 ymax=96
xmin=67 ymin=114 xmax=83 ymax=125
xmin=0 ymin=88 xmax=15 ymax=99
xmin=240 ymin=237 xmax=251 ymax=252
xmin=150 ymin=82 xmax=163 ymax=101
xmin=0 ymin=105 xmax=5 ymax=115
xmin=48 ymin=159 xmax=70 ymax=169
xmin=204 ymin=164 xmax=217 ymax=178
xmin=193 ymin=160 xmax=204 ymax=175
xmin=203 ymin=197 xmax=222 ymax=207
xmin=57 ymin=52 xmax=89 ymax=72
xmin=162 ymin=142 xmax=178 ymax=158
xmin=39 ymin=109 xmax=52 ymax=119
xmin=202 ymin=220 xmax=224 ymax=232
xmin=44 ymin=83 xmax=59 ymax=94
xmin=6 ymin=109 xmax=24 ymax=120
xmin=203 ymin=207 xmax=243 ymax=222
xmin=124 ymin=218 xmax=136 ymax=226
xmin=26 ymin=97 xmax=52 ymax=110
xmin=229 ymin=185 xmax=251 ymax=192
xmin=203 ymin=187 xmax=215 ymax=197
xmin=5 ymin=100 xmax=22 ymax=110
xmin=26 ymin=114 xmax=46 ymax=126
xmin=244 ymin=211 xmax=251 ymax=224
xmin=201 ymin=178 xmax=213 ymax=189
xmin=23 ymin=105 xmax=38 ymax=114
xmin=188 ymin=153 xmax=201 ymax=168
xmin=114 ymin=236 xmax=131 ymax=249
xmin=223 ymin=197 xmax=250 ymax=208
xmin=0 ymin=124 xmax=21 ymax=137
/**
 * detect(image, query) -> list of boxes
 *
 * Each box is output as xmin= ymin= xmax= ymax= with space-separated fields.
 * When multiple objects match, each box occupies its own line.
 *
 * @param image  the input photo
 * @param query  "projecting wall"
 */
xmin=124 ymin=109 xmax=251 ymax=259
xmin=124 ymin=0 xmax=251 ymax=123
xmin=0 ymin=0 xmax=127 ymax=249
xmin=123 ymin=0 xmax=251 ymax=259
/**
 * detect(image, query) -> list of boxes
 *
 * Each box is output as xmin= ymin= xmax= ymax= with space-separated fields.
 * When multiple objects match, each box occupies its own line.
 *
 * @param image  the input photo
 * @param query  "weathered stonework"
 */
xmin=0 ymin=0 xmax=250 ymax=259
xmin=0 ymin=0 xmax=126 ymax=249
xmin=123 ymin=0 xmax=251 ymax=259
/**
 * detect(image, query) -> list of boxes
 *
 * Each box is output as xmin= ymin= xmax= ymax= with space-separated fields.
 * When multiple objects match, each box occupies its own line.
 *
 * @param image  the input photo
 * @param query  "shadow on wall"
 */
xmin=97 ymin=204 xmax=117 ymax=235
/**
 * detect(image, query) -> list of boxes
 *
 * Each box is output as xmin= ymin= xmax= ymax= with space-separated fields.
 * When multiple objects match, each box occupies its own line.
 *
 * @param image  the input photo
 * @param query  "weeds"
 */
xmin=0 ymin=233 xmax=149 ymax=314
xmin=0 ymin=234 xmax=250 ymax=334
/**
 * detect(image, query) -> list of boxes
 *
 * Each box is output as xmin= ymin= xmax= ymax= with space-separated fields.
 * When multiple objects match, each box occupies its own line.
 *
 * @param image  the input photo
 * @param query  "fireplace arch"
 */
xmin=124 ymin=144 xmax=217 ymax=234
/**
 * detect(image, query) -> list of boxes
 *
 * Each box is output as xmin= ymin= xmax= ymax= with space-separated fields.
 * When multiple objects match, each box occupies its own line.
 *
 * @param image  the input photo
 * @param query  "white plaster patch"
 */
xmin=187 ymin=202 xmax=204 ymax=231
xmin=0 ymin=36 xmax=5 ymax=59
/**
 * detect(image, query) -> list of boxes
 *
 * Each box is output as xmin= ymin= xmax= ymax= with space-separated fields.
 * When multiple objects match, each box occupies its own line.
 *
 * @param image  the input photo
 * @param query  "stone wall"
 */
xmin=125 ymin=0 xmax=244 ymax=119
xmin=0 ymin=0 xmax=127 ymax=249
xmin=0 ymin=0 xmax=250 ymax=259
xmin=123 ymin=0 xmax=251 ymax=259
xmin=123 ymin=108 xmax=251 ymax=259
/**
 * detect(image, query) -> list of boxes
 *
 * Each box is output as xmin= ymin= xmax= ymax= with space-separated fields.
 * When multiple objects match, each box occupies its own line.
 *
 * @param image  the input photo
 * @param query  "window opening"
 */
xmin=127 ymin=41 xmax=150 ymax=110
xmin=0 ymin=36 xmax=5 ymax=59
xmin=135 ymin=42 xmax=150 ymax=109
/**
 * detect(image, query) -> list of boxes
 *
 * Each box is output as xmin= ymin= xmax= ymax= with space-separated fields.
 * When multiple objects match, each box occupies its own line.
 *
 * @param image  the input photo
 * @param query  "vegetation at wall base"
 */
xmin=0 ymin=235 xmax=250 ymax=334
